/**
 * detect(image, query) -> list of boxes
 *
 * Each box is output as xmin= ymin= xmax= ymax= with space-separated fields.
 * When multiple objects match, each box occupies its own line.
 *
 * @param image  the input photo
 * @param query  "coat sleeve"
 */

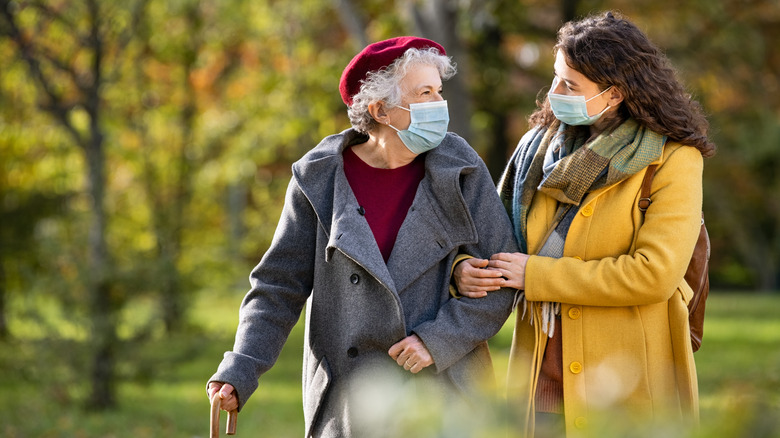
xmin=208 ymin=176 xmax=317 ymax=411
xmin=412 ymin=157 xmax=519 ymax=373
xmin=524 ymin=145 xmax=703 ymax=307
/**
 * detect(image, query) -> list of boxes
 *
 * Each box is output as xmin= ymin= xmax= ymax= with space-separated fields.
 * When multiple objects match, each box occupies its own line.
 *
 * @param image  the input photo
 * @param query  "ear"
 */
xmin=607 ymin=86 xmax=625 ymax=107
xmin=368 ymin=101 xmax=390 ymax=125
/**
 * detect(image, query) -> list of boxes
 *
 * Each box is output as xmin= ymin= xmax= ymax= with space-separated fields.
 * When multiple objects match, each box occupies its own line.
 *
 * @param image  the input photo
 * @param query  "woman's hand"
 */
xmin=453 ymin=258 xmax=506 ymax=298
xmin=487 ymin=252 xmax=530 ymax=290
xmin=388 ymin=334 xmax=434 ymax=374
xmin=207 ymin=382 xmax=238 ymax=412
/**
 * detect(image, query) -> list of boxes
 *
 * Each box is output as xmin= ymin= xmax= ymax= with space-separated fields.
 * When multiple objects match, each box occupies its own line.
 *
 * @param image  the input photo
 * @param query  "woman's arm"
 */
xmin=208 ymin=176 xmax=318 ymax=411
xmin=410 ymin=152 xmax=519 ymax=372
xmin=525 ymin=146 xmax=703 ymax=307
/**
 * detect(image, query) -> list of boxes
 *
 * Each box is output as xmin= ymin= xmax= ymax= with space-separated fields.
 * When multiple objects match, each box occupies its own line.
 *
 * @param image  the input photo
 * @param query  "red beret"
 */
xmin=339 ymin=36 xmax=446 ymax=106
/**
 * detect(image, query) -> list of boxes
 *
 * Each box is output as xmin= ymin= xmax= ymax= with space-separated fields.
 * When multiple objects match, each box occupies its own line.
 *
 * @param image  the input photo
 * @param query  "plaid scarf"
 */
xmin=498 ymin=119 xmax=665 ymax=335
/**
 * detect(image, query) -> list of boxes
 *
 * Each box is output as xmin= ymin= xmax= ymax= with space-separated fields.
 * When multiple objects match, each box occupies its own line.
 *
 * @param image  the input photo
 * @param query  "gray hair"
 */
xmin=347 ymin=47 xmax=456 ymax=133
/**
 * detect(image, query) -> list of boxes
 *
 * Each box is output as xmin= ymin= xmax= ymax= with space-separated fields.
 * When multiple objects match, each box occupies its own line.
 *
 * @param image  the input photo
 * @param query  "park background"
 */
xmin=1 ymin=0 xmax=778 ymax=436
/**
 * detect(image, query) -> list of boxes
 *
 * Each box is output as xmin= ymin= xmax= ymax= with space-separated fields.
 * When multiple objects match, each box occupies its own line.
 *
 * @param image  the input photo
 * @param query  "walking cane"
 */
xmin=210 ymin=394 xmax=238 ymax=437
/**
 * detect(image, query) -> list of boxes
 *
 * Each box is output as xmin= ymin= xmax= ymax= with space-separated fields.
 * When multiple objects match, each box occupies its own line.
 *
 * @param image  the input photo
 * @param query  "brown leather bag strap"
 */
xmin=638 ymin=164 xmax=659 ymax=212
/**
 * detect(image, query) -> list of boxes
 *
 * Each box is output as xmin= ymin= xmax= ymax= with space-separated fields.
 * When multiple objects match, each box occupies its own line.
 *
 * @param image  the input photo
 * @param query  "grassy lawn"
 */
xmin=0 ymin=291 xmax=778 ymax=437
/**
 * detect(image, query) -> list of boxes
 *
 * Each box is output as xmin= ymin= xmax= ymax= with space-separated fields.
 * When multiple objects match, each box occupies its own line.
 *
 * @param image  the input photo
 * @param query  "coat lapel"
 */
xmin=386 ymin=140 xmax=479 ymax=294
xmin=294 ymin=129 xmax=396 ymax=292
xmin=326 ymin=174 xmax=397 ymax=292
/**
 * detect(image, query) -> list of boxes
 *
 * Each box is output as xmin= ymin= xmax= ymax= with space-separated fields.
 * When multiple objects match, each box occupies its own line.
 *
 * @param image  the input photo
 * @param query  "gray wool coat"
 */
xmin=209 ymin=129 xmax=519 ymax=437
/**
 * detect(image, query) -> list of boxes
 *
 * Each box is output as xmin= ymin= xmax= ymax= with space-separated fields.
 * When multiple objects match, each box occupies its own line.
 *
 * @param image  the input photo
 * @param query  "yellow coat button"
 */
xmin=573 ymin=256 xmax=583 ymax=261
xmin=574 ymin=416 xmax=587 ymax=429
xmin=570 ymin=362 xmax=583 ymax=374
xmin=568 ymin=307 xmax=581 ymax=319
xmin=581 ymin=205 xmax=594 ymax=217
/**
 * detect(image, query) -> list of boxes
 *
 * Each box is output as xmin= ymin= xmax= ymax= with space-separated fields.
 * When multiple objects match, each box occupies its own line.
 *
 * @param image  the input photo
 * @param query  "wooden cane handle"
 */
xmin=210 ymin=394 xmax=238 ymax=437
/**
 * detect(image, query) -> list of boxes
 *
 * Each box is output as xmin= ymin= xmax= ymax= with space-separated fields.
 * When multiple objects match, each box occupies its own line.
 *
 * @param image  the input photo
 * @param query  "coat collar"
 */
xmin=292 ymin=129 xmax=479 ymax=293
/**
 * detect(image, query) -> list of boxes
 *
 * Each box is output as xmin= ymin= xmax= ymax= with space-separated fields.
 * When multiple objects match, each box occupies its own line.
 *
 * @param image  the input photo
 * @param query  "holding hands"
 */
xmin=454 ymin=253 xmax=530 ymax=298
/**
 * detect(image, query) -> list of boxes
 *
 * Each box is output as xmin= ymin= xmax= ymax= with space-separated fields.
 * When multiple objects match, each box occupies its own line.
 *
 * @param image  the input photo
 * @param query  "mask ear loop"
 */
xmin=585 ymin=85 xmax=613 ymax=102
xmin=586 ymin=85 xmax=614 ymax=117
xmin=386 ymin=105 xmax=411 ymax=132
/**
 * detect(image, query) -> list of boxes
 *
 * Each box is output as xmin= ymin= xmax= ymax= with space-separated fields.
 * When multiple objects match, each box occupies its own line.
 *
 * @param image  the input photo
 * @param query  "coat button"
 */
xmin=568 ymin=307 xmax=581 ymax=320
xmin=347 ymin=347 xmax=358 ymax=358
xmin=350 ymin=274 xmax=360 ymax=284
xmin=569 ymin=361 xmax=583 ymax=374
xmin=581 ymin=204 xmax=594 ymax=217
xmin=574 ymin=416 xmax=587 ymax=429
xmin=357 ymin=206 xmax=365 ymax=215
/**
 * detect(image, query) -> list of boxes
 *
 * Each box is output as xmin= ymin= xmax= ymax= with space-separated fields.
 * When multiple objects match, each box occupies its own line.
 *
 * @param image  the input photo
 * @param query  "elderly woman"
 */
xmin=207 ymin=37 xmax=518 ymax=437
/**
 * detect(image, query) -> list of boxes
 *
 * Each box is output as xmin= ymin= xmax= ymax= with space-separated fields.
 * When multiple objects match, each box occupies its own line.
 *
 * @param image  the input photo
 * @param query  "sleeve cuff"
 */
xmin=449 ymin=254 xmax=475 ymax=298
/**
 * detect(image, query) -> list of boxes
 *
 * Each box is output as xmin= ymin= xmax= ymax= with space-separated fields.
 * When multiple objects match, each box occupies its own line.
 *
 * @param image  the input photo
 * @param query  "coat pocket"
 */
xmin=304 ymin=355 xmax=332 ymax=437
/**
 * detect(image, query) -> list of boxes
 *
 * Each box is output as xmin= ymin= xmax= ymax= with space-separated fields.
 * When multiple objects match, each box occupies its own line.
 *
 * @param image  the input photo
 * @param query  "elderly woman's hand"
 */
xmin=453 ymin=258 xmax=506 ymax=298
xmin=388 ymin=334 xmax=434 ymax=374
xmin=487 ymin=252 xmax=529 ymax=290
xmin=208 ymin=382 xmax=238 ymax=412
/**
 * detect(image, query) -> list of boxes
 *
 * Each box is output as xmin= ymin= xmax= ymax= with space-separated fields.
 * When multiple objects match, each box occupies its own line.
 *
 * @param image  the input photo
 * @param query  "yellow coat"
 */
xmin=507 ymin=143 xmax=702 ymax=437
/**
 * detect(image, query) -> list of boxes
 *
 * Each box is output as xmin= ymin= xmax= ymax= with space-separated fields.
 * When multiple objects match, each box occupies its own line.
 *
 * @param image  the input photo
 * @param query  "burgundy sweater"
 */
xmin=342 ymin=147 xmax=425 ymax=262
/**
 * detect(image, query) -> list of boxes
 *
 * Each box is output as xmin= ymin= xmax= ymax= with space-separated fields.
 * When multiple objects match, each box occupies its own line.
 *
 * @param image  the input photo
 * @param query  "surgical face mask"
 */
xmin=388 ymin=100 xmax=449 ymax=154
xmin=547 ymin=77 xmax=613 ymax=126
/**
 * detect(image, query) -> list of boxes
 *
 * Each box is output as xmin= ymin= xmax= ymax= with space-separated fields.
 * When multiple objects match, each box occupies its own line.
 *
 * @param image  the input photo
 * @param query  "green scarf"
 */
xmin=498 ymin=119 xmax=664 ymax=334
xmin=499 ymin=118 xmax=665 ymax=254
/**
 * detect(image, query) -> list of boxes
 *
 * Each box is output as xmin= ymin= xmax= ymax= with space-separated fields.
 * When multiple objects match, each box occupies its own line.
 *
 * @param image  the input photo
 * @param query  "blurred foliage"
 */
xmin=0 ymin=0 xmax=778 ymax=410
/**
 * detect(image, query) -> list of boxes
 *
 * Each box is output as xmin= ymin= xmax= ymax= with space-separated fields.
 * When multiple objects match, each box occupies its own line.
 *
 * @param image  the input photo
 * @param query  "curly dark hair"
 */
xmin=529 ymin=11 xmax=716 ymax=157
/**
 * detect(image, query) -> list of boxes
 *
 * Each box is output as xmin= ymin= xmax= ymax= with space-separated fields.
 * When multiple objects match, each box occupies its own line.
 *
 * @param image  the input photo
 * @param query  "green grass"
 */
xmin=689 ymin=294 xmax=780 ymax=438
xmin=0 ymin=292 xmax=778 ymax=437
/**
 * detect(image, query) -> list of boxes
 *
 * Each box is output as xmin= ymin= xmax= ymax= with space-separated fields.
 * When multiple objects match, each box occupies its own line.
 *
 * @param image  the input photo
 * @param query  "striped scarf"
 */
xmin=498 ymin=119 xmax=665 ymax=336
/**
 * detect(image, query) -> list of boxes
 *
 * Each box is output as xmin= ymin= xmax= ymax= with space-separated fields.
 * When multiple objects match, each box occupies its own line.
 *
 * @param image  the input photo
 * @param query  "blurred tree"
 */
xmin=0 ymin=35 xmax=86 ymax=347
xmin=122 ymin=0 xmax=217 ymax=334
xmin=406 ymin=0 xmax=474 ymax=145
xmin=0 ymin=0 xmax=149 ymax=409
xmin=683 ymin=1 xmax=780 ymax=291
xmin=0 ymin=189 xmax=70 ymax=339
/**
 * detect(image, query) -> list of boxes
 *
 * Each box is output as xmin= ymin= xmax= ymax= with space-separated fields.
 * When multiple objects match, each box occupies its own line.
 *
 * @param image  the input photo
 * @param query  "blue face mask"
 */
xmin=547 ymin=77 xmax=612 ymax=126
xmin=389 ymin=100 xmax=449 ymax=154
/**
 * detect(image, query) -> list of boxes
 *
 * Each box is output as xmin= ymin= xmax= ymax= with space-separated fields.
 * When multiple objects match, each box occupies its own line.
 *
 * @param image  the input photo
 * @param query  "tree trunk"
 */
xmin=84 ymin=0 xmax=117 ymax=409
xmin=0 ymin=259 xmax=7 ymax=340
xmin=561 ymin=0 xmax=578 ymax=22
xmin=757 ymin=259 xmax=778 ymax=291
xmin=0 ymin=0 xmax=119 ymax=408
xmin=83 ymin=110 xmax=116 ymax=410
xmin=159 ymin=2 xmax=202 ymax=333
xmin=409 ymin=0 xmax=473 ymax=144
xmin=334 ymin=0 xmax=368 ymax=50
xmin=463 ymin=9 xmax=511 ymax=181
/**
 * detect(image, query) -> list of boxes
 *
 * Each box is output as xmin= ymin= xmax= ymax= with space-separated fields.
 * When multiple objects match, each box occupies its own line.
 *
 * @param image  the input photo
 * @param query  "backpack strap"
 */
xmin=638 ymin=164 xmax=659 ymax=212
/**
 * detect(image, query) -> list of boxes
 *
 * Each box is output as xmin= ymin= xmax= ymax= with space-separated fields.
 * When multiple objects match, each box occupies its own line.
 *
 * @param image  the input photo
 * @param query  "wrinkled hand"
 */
xmin=487 ymin=252 xmax=530 ymax=290
xmin=388 ymin=334 xmax=434 ymax=374
xmin=453 ymin=258 xmax=506 ymax=298
xmin=208 ymin=382 xmax=238 ymax=412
